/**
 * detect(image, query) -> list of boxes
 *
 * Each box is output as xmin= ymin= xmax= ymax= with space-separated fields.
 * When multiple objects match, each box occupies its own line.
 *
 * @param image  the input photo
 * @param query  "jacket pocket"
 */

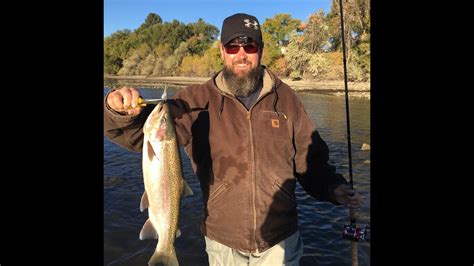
xmin=207 ymin=182 xmax=229 ymax=204
xmin=261 ymin=110 xmax=288 ymax=119
xmin=273 ymin=179 xmax=296 ymax=204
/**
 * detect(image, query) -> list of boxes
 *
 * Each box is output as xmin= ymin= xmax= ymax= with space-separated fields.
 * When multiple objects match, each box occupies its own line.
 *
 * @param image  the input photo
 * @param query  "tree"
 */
xmin=261 ymin=31 xmax=282 ymax=68
xmin=104 ymin=30 xmax=132 ymax=74
xmin=323 ymin=0 xmax=370 ymax=80
xmin=302 ymin=10 xmax=330 ymax=53
xmin=188 ymin=18 xmax=219 ymax=42
xmin=133 ymin=13 xmax=164 ymax=46
xmin=199 ymin=42 xmax=223 ymax=76
xmin=184 ymin=19 xmax=219 ymax=55
xmin=327 ymin=0 xmax=370 ymax=59
xmin=161 ymin=20 xmax=192 ymax=50
xmin=139 ymin=13 xmax=162 ymax=30
xmin=139 ymin=54 xmax=156 ymax=76
xmin=117 ymin=43 xmax=151 ymax=75
xmin=285 ymin=36 xmax=311 ymax=79
xmin=262 ymin=14 xmax=302 ymax=47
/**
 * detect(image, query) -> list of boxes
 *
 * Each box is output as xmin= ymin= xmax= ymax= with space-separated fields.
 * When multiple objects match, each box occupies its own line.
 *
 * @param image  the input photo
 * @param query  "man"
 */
xmin=104 ymin=13 xmax=362 ymax=266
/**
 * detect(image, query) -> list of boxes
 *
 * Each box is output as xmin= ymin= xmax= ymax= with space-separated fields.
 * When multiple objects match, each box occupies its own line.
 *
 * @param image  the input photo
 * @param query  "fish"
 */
xmin=140 ymin=93 xmax=193 ymax=266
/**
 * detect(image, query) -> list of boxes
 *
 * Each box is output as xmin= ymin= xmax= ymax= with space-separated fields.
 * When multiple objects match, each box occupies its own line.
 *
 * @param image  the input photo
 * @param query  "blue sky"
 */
xmin=104 ymin=0 xmax=332 ymax=37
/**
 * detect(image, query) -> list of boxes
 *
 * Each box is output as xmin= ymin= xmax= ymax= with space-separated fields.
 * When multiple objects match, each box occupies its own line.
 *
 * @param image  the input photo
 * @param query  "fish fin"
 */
xmin=176 ymin=228 xmax=181 ymax=238
xmin=140 ymin=191 xmax=149 ymax=212
xmin=139 ymin=219 xmax=158 ymax=240
xmin=161 ymin=85 xmax=168 ymax=100
xmin=148 ymin=248 xmax=178 ymax=266
xmin=183 ymin=180 xmax=193 ymax=196
xmin=146 ymin=141 xmax=156 ymax=161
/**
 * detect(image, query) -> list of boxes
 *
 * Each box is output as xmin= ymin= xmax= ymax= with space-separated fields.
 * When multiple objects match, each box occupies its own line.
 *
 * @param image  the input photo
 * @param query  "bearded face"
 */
xmin=220 ymin=37 xmax=263 ymax=97
xmin=222 ymin=65 xmax=264 ymax=97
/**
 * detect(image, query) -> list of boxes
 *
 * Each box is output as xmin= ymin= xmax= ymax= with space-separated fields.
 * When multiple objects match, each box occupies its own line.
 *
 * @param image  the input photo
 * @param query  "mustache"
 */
xmin=233 ymin=60 xmax=251 ymax=65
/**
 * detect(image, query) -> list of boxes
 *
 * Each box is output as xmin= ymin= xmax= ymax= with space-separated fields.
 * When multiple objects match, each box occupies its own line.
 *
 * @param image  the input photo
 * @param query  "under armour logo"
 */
xmin=244 ymin=19 xmax=259 ymax=30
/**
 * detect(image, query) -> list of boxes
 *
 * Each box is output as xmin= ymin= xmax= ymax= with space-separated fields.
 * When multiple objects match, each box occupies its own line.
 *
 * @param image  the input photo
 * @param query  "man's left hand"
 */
xmin=333 ymin=184 xmax=363 ymax=209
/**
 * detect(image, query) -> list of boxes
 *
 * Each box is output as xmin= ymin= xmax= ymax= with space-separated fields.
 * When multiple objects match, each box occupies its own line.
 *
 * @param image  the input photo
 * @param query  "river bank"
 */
xmin=104 ymin=75 xmax=370 ymax=99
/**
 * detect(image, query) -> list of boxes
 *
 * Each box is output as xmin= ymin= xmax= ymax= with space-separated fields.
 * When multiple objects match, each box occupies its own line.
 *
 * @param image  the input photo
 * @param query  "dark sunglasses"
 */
xmin=224 ymin=43 xmax=259 ymax=54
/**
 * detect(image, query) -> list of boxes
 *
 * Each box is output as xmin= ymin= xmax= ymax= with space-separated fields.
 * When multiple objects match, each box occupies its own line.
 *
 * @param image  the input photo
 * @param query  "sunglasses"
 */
xmin=224 ymin=43 xmax=259 ymax=54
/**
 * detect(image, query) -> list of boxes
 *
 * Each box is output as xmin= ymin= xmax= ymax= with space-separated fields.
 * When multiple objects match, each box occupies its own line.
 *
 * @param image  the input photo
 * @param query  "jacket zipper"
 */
xmin=247 ymin=109 xmax=258 ymax=253
xmin=221 ymin=91 xmax=274 ymax=253
xmin=247 ymin=96 xmax=271 ymax=254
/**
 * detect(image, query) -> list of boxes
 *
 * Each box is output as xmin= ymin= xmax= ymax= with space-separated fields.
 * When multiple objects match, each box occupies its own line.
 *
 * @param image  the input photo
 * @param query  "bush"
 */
xmin=289 ymin=71 xmax=302 ymax=80
xmin=307 ymin=53 xmax=328 ymax=80
xmin=139 ymin=54 xmax=156 ymax=75
xmin=347 ymin=61 xmax=365 ymax=82
xmin=271 ymin=57 xmax=290 ymax=77
xmin=118 ymin=52 xmax=141 ymax=75
xmin=323 ymin=52 xmax=343 ymax=80
xmin=351 ymin=42 xmax=370 ymax=81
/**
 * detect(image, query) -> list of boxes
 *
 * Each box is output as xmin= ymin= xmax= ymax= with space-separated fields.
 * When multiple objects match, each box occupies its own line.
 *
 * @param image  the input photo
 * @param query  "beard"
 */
xmin=222 ymin=64 xmax=264 ymax=97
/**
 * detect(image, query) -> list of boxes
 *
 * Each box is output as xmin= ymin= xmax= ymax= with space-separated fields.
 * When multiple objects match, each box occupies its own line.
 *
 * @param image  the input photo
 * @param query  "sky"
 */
xmin=104 ymin=0 xmax=332 ymax=37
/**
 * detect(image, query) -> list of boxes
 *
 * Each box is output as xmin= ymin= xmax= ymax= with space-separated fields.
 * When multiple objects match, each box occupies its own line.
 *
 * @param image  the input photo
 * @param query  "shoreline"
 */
xmin=104 ymin=75 xmax=370 ymax=99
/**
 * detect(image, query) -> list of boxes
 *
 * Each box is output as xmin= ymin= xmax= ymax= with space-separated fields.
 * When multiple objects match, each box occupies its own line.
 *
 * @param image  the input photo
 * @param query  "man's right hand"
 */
xmin=106 ymin=87 xmax=143 ymax=116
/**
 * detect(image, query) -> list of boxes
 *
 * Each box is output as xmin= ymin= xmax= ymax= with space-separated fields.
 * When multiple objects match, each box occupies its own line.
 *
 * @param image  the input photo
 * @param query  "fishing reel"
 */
xmin=342 ymin=224 xmax=370 ymax=241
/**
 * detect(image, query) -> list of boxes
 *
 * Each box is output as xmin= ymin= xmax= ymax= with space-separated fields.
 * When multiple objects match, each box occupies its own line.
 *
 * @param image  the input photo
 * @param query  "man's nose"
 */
xmin=236 ymin=47 xmax=248 ymax=59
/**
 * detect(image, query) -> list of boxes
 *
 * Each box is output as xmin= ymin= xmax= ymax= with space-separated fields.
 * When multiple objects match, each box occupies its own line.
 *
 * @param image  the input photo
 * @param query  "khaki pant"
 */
xmin=205 ymin=231 xmax=304 ymax=266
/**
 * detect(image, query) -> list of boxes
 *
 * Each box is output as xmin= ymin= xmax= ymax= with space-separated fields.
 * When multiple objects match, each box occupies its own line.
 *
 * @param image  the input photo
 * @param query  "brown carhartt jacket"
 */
xmin=104 ymin=68 xmax=348 ymax=253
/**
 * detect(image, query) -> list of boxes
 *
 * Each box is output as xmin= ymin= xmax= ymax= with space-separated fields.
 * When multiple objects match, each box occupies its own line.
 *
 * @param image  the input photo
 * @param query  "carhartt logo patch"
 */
xmin=271 ymin=119 xmax=280 ymax=128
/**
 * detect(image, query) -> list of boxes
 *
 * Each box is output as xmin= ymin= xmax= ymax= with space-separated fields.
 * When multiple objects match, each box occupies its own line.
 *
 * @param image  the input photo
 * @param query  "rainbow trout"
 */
xmin=140 ymin=97 xmax=193 ymax=266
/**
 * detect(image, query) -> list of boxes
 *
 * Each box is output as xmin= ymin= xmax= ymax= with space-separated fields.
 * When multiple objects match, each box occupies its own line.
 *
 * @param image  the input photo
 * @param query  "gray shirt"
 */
xmin=236 ymin=86 xmax=262 ymax=110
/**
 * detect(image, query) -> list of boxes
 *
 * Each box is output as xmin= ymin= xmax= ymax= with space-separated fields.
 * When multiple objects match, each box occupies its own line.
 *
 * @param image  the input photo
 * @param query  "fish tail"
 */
xmin=148 ymin=249 xmax=178 ymax=266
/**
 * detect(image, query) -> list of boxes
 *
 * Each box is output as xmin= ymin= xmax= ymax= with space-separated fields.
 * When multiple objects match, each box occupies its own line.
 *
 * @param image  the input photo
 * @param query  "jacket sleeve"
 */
xmin=103 ymin=86 xmax=206 ymax=153
xmin=103 ymin=90 xmax=154 ymax=153
xmin=293 ymin=99 xmax=348 ymax=204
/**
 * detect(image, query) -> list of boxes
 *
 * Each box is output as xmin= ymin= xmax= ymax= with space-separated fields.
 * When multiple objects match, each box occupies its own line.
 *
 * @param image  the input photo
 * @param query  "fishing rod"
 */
xmin=337 ymin=0 xmax=370 ymax=266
